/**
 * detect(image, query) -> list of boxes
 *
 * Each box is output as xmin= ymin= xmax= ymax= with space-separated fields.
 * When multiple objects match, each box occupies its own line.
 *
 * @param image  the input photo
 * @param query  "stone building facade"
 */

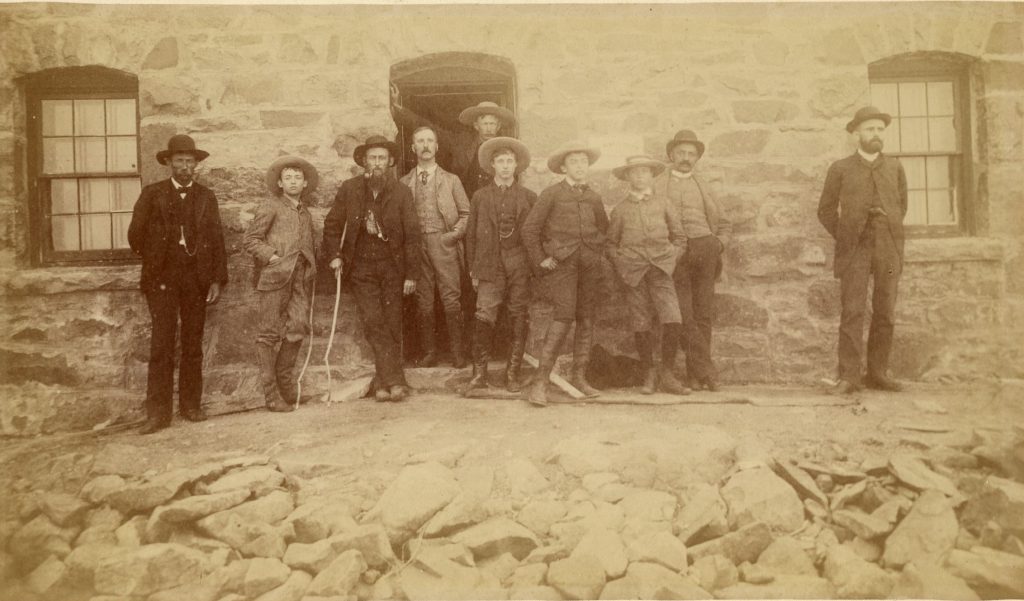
xmin=0 ymin=2 xmax=1021 ymax=436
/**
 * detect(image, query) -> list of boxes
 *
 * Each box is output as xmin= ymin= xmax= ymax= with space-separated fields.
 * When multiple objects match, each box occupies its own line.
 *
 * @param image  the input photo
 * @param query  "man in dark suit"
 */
xmin=818 ymin=106 xmax=908 ymax=394
xmin=323 ymin=136 xmax=420 ymax=402
xmin=127 ymin=135 xmax=228 ymax=434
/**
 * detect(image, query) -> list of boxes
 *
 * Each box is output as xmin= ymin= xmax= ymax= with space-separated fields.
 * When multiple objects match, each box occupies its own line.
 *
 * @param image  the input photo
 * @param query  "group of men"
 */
xmin=127 ymin=103 xmax=907 ymax=433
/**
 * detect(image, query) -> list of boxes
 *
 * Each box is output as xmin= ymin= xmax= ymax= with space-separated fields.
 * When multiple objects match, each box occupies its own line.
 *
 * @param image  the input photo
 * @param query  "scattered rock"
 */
xmin=115 ymin=515 xmax=147 ymax=547
xmin=8 ymin=514 xmax=74 ymax=569
xmin=479 ymin=552 xmax=520 ymax=582
xmin=720 ymin=467 xmax=803 ymax=532
xmin=823 ymin=544 xmax=894 ymax=598
xmin=244 ymin=557 xmax=291 ymax=598
xmin=843 ymin=537 xmax=882 ymax=563
xmin=888 ymin=454 xmax=962 ymax=500
xmin=228 ymin=490 xmax=295 ymax=525
xmin=196 ymin=510 xmax=290 ymax=558
xmin=882 ymin=489 xmax=958 ymax=568
xmin=625 ymin=530 xmax=688 ymax=572
xmin=148 ymin=580 xmax=222 ymax=601
xmin=738 ymin=560 xmax=774 ymax=584
xmin=200 ymin=466 xmax=285 ymax=498
xmin=399 ymin=554 xmax=497 ymax=600
xmin=546 ymin=553 xmax=606 ymax=600
xmin=81 ymin=475 xmax=127 ymax=505
xmin=774 ymin=459 xmax=829 ymax=507
xmin=253 ymin=569 xmax=313 ymax=601
xmin=93 ymin=543 xmax=208 ymax=596
xmin=832 ymin=508 xmax=891 ymax=540
xmin=283 ymin=539 xmax=335 ymax=572
xmin=674 ymin=484 xmax=729 ymax=545
xmin=619 ymin=489 xmax=678 ymax=523
xmin=961 ymin=475 xmax=1024 ymax=538
xmin=716 ymin=574 xmax=836 ymax=599
xmin=453 ymin=517 xmax=540 ymax=561
xmin=689 ymin=521 xmax=774 ymax=565
xmin=891 ymin=560 xmax=980 ymax=600
xmin=328 ymin=524 xmax=397 ymax=569
xmin=26 ymin=554 xmax=69 ymax=595
xmin=146 ymin=489 xmax=253 ymax=542
xmin=625 ymin=561 xmax=711 ymax=599
xmin=64 ymin=543 xmax=122 ymax=588
xmin=285 ymin=501 xmax=356 ymax=543
xmin=307 ymin=549 xmax=367 ymax=597
xmin=945 ymin=547 xmax=1024 ymax=597
xmin=516 ymin=500 xmax=567 ymax=536
xmin=508 ymin=562 xmax=547 ymax=588
xmin=690 ymin=554 xmax=739 ymax=591
xmin=504 ymin=458 xmax=551 ymax=497
xmin=38 ymin=492 xmax=90 ymax=527
xmin=371 ymin=462 xmax=460 ymax=545
xmin=756 ymin=536 xmax=816 ymax=576
xmin=106 ymin=470 xmax=198 ymax=514
xmin=828 ymin=480 xmax=867 ymax=511
xmin=571 ymin=528 xmax=628 ymax=579
xmin=510 ymin=584 xmax=563 ymax=600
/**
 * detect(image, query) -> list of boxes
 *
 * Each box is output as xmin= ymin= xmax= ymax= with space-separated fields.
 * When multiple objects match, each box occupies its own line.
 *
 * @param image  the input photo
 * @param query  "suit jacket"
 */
xmin=398 ymin=165 xmax=471 ymax=239
xmin=652 ymin=170 xmax=732 ymax=279
xmin=127 ymin=179 xmax=228 ymax=292
xmin=391 ymin=104 xmax=489 ymax=198
xmin=243 ymin=195 xmax=317 ymax=291
xmin=322 ymin=175 xmax=421 ymax=282
xmin=817 ymin=153 xmax=908 ymax=278
xmin=466 ymin=182 xmax=537 ymax=281
xmin=608 ymin=192 xmax=686 ymax=287
xmin=521 ymin=181 xmax=609 ymax=276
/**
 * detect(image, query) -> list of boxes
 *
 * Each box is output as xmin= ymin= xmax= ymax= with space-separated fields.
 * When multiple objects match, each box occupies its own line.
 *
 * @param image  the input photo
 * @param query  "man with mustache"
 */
xmin=654 ymin=130 xmax=732 ymax=392
xmin=399 ymin=126 xmax=471 ymax=368
xmin=818 ymin=107 xmax=908 ymax=394
xmin=323 ymin=136 xmax=420 ymax=402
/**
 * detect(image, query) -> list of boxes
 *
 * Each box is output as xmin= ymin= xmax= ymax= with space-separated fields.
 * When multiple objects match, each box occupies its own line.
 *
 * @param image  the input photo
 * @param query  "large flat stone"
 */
xmin=945 ymin=547 xmax=1024 ymax=597
xmin=452 ymin=517 xmax=540 ymax=561
xmin=689 ymin=521 xmax=774 ymax=565
xmin=93 ymin=543 xmax=208 ymax=596
xmin=720 ymin=467 xmax=804 ymax=532
xmin=370 ymin=462 xmax=460 ymax=545
xmin=882 ymin=489 xmax=958 ymax=568
xmin=547 ymin=553 xmax=606 ymax=600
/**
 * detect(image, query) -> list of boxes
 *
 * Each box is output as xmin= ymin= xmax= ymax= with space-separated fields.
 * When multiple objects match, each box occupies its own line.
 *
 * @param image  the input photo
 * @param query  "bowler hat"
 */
xmin=665 ymin=129 xmax=705 ymax=158
xmin=265 ymin=155 xmax=319 ymax=196
xmin=477 ymin=137 xmax=531 ymax=174
xmin=353 ymin=135 xmax=399 ymax=168
xmin=546 ymin=140 xmax=601 ymax=174
xmin=156 ymin=134 xmax=209 ymax=165
xmin=458 ymin=101 xmax=516 ymax=127
xmin=612 ymin=155 xmax=667 ymax=181
xmin=846 ymin=106 xmax=892 ymax=133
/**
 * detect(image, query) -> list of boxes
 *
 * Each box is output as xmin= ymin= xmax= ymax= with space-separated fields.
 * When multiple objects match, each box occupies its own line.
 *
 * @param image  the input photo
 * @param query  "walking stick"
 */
xmin=295 ymin=283 xmax=316 ymax=408
xmin=296 ymin=221 xmax=346 ymax=406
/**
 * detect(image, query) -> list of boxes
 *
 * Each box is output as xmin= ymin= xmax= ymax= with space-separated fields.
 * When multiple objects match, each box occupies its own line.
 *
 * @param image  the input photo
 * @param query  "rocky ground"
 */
xmin=0 ymin=375 xmax=1022 ymax=601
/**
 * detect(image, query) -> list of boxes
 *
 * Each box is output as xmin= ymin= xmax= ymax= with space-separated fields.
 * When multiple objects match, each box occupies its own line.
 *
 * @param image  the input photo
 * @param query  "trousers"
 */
xmin=475 ymin=247 xmax=530 ymax=324
xmin=256 ymin=259 xmax=313 ymax=347
xmin=416 ymin=232 xmax=462 ymax=317
xmin=674 ymin=234 xmax=721 ymax=380
xmin=351 ymin=257 xmax=407 ymax=388
xmin=144 ymin=272 xmax=207 ymax=421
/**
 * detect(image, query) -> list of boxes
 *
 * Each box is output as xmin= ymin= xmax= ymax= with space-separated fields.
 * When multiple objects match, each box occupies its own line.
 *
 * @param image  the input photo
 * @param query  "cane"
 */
xmin=323 ymin=269 xmax=343 ymax=403
xmin=296 ymin=221 xmax=346 ymax=406
xmin=295 ymin=282 xmax=316 ymax=408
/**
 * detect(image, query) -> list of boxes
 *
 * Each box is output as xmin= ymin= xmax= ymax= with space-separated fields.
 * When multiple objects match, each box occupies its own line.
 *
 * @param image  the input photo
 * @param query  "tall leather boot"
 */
xmin=259 ymin=344 xmax=292 ymax=412
xmin=635 ymin=330 xmax=656 ymax=395
xmin=447 ymin=310 xmax=468 ymax=369
xmin=570 ymin=317 xmax=600 ymax=398
xmin=659 ymin=323 xmax=691 ymax=395
xmin=276 ymin=339 xmax=303 ymax=406
xmin=466 ymin=318 xmax=492 ymax=391
xmin=506 ymin=316 xmax=528 ymax=392
xmin=526 ymin=320 xmax=571 ymax=407
xmin=419 ymin=312 xmax=438 ymax=367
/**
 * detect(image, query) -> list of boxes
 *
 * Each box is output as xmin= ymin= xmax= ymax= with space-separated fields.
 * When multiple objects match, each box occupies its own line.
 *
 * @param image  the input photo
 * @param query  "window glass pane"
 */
xmin=901 ymin=157 xmax=926 ymax=190
xmin=927 ymin=81 xmax=955 ymax=116
xmin=75 ymin=137 xmax=106 ymax=172
xmin=80 ymin=178 xmax=111 ymax=213
xmin=886 ymin=118 xmax=901 ymax=153
xmin=906 ymin=190 xmax=928 ymax=225
xmin=107 ymin=137 xmax=138 ymax=171
xmin=900 ymin=118 xmax=928 ymax=152
xmin=50 ymin=179 xmax=78 ymax=214
xmin=112 ymin=213 xmax=132 ymax=249
xmin=43 ymin=137 xmax=75 ymax=173
xmin=112 ymin=178 xmax=141 ymax=211
xmin=81 ymin=214 xmax=112 ymax=250
xmin=871 ymin=83 xmax=899 ymax=116
xmin=928 ymin=117 xmax=956 ymax=151
xmin=41 ymin=100 xmax=73 ymax=136
xmin=926 ymin=156 xmax=950 ymax=189
xmin=899 ymin=82 xmax=927 ymax=117
xmin=74 ymin=99 xmax=106 ymax=136
xmin=927 ymin=189 xmax=956 ymax=225
xmin=105 ymin=99 xmax=136 ymax=135
xmin=51 ymin=215 xmax=80 ymax=251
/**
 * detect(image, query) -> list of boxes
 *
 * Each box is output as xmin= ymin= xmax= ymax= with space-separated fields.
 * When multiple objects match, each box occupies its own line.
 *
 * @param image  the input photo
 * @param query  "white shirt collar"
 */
xmin=171 ymin=178 xmax=192 ymax=190
xmin=564 ymin=175 xmax=587 ymax=187
xmin=417 ymin=163 xmax=438 ymax=177
xmin=857 ymin=148 xmax=880 ymax=162
xmin=670 ymin=170 xmax=693 ymax=179
xmin=630 ymin=188 xmax=652 ymax=200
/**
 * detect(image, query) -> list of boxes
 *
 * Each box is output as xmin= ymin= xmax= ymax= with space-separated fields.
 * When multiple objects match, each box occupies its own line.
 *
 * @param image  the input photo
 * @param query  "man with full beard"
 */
xmin=323 ymin=136 xmax=420 ymax=401
xmin=818 ymin=107 xmax=908 ymax=394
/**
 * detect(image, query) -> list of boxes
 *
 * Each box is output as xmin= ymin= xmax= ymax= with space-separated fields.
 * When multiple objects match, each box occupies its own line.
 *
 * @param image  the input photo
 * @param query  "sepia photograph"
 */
xmin=0 ymin=0 xmax=1022 ymax=599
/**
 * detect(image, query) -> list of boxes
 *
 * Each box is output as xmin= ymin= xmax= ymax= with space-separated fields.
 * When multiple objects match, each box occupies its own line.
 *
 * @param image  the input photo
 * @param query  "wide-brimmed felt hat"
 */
xmin=546 ymin=140 xmax=601 ymax=174
xmin=353 ymin=135 xmax=399 ymax=168
xmin=458 ymin=101 xmax=516 ymax=127
xmin=156 ymin=134 xmax=209 ymax=165
xmin=477 ymin=137 xmax=531 ymax=174
xmin=846 ymin=106 xmax=892 ymax=133
xmin=265 ymin=155 xmax=319 ymax=196
xmin=612 ymin=155 xmax=668 ymax=181
xmin=665 ymin=129 xmax=705 ymax=159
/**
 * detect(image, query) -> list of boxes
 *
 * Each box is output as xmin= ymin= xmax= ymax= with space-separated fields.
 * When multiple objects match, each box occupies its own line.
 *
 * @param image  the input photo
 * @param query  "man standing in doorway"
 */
xmin=818 ymin=106 xmax=908 ymax=394
xmin=654 ymin=129 xmax=731 ymax=392
xmin=399 ymin=126 xmax=471 ymax=368
xmin=128 ymin=134 xmax=228 ymax=434
xmin=323 ymin=136 xmax=420 ymax=402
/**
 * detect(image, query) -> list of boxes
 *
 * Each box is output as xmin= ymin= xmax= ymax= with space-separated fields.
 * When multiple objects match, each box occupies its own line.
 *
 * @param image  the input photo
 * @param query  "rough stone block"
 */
xmin=142 ymin=37 xmax=179 ymax=69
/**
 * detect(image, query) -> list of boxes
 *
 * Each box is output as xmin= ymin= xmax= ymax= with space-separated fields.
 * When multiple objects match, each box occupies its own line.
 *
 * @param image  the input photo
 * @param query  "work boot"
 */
xmin=447 ymin=310 xmax=468 ymax=369
xmin=659 ymin=367 xmax=691 ymax=395
xmin=466 ymin=319 xmax=492 ymax=392
xmin=526 ymin=320 xmax=571 ymax=407
xmin=419 ymin=313 xmax=438 ymax=367
xmin=659 ymin=324 xmax=690 ymax=395
xmin=635 ymin=330 xmax=656 ymax=395
xmin=570 ymin=317 xmax=600 ymax=398
xmin=275 ymin=339 xmax=303 ymax=406
xmin=139 ymin=417 xmax=168 ymax=435
xmin=864 ymin=374 xmax=902 ymax=392
xmin=259 ymin=345 xmax=292 ymax=412
xmin=506 ymin=316 xmax=528 ymax=392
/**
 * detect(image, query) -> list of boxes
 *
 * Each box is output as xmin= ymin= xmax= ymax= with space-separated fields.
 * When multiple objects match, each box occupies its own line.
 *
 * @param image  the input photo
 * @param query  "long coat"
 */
xmin=465 ymin=182 xmax=537 ymax=282
xmin=322 ymin=175 xmax=421 ymax=282
xmin=127 ymin=179 xmax=228 ymax=292
xmin=817 ymin=153 xmax=908 ymax=278
xmin=242 ymin=196 xmax=317 ymax=291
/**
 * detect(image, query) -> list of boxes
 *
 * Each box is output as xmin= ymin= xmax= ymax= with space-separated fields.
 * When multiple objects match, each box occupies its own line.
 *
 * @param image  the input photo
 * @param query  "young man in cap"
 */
xmin=608 ymin=156 xmax=691 ymax=396
xmin=243 ymin=156 xmax=319 ymax=412
xmin=465 ymin=136 xmax=537 ymax=393
xmin=323 ymin=136 xmax=420 ymax=402
xmin=128 ymin=134 xmax=228 ymax=434
xmin=654 ymin=129 xmax=732 ymax=392
xmin=818 ymin=106 xmax=908 ymax=394
xmin=521 ymin=140 xmax=608 ymax=406
xmin=399 ymin=126 xmax=471 ymax=368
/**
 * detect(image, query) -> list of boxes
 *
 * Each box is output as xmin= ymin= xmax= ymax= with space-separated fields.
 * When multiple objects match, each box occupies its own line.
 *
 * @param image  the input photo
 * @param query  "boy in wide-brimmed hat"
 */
xmin=521 ymin=140 xmax=608 ymax=406
xmin=608 ymin=155 xmax=691 ymax=396
xmin=464 ymin=137 xmax=537 ymax=394
xmin=243 ymin=156 xmax=319 ymax=412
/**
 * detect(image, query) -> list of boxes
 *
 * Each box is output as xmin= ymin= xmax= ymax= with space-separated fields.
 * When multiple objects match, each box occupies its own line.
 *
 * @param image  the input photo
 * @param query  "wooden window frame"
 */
xmin=22 ymin=67 xmax=141 ymax=266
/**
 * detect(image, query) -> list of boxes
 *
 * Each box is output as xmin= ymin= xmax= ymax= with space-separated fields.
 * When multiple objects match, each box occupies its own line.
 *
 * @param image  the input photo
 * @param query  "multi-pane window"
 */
xmin=869 ymin=55 xmax=972 ymax=235
xmin=24 ymin=67 xmax=140 ymax=264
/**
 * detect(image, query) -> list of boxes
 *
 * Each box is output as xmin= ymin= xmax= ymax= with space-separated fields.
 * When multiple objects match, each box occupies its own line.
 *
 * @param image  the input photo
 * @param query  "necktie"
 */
xmin=419 ymin=171 xmax=428 ymax=185
xmin=572 ymin=184 xmax=588 ymax=193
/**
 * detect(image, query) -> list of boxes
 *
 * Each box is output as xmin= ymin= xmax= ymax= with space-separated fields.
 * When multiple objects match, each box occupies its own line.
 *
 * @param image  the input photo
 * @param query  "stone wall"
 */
xmin=0 ymin=2 xmax=1021 ymax=435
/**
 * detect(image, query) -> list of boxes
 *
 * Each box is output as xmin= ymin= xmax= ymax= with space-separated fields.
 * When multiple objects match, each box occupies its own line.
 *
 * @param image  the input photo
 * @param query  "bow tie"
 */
xmin=571 ymin=184 xmax=589 ymax=193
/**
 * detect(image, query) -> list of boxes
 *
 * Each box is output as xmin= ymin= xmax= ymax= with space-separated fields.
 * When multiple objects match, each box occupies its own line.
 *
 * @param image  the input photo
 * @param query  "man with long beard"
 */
xmin=323 ymin=136 xmax=420 ymax=401
xmin=818 ymin=107 xmax=908 ymax=394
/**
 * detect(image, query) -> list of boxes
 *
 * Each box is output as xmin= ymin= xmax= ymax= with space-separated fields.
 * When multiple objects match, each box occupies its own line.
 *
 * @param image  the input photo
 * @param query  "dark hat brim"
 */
xmin=477 ymin=137 xmax=531 ymax=174
xmin=846 ymin=111 xmax=892 ymax=133
xmin=546 ymin=143 xmax=601 ymax=174
xmin=354 ymin=140 xmax=399 ymax=168
xmin=156 ymin=148 xmax=210 ymax=165
xmin=265 ymin=156 xmax=319 ymax=196
xmin=665 ymin=138 xmax=705 ymax=159
xmin=612 ymin=160 xmax=667 ymax=181
xmin=458 ymin=104 xmax=516 ymax=127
